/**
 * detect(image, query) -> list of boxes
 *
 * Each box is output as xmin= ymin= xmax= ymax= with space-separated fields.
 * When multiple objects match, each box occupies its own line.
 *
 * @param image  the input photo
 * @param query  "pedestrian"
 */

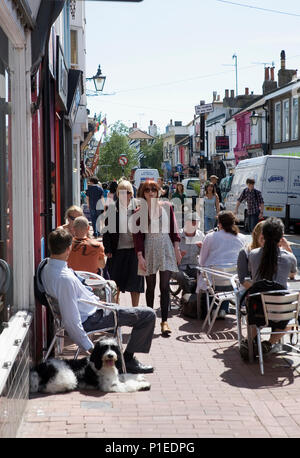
xmin=107 ymin=180 xmax=118 ymax=203
xmin=209 ymin=175 xmax=222 ymax=203
xmin=133 ymin=180 xmax=182 ymax=336
xmin=171 ymin=182 xmax=186 ymax=229
xmin=42 ymin=228 xmax=155 ymax=374
xmin=157 ymin=177 xmax=169 ymax=199
xmin=85 ymin=176 xmax=105 ymax=238
xmin=234 ymin=178 xmax=264 ymax=233
xmin=102 ymin=180 xmax=144 ymax=307
xmin=204 ymin=181 xmax=220 ymax=233
xmin=58 ymin=205 xmax=83 ymax=237
xmin=102 ymin=183 xmax=109 ymax=200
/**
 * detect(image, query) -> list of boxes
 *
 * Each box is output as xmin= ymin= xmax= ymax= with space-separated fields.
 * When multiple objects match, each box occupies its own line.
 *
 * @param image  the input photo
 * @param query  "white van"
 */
xmin=182 ymin=178 xmax=200 ymax=197
xmin=224 ymin=155 xmax=300 ymax=230
xmin=133 ymin=168 xmax=159 ymax=188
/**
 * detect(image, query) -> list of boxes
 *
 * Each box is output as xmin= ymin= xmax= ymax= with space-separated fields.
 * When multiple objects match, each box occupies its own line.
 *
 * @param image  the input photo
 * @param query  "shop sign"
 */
xmin=216 ymin=136 xmax=230 ymax=153
xmin=56 ymin=37 xmax=68 ymax=111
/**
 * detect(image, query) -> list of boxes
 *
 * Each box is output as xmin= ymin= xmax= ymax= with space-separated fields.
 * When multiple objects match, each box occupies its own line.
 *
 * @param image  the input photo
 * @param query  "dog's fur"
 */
xmin=30 ymin=336 xmax=151 ymax=394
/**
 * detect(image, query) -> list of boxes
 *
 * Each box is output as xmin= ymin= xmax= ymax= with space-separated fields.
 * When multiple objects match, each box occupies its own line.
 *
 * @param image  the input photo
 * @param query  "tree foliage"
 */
xmin=97 ymin=122 xmax=138 ymax=182
xmin=140 ymin=136 xmax=163 ymax=174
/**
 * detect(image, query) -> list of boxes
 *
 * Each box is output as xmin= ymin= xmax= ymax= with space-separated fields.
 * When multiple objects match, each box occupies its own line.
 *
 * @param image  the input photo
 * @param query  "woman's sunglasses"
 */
xmin=144 ymin=187 xmax=158 ymax=193
xmin=68 ymin=215 xmax=77 ymax=221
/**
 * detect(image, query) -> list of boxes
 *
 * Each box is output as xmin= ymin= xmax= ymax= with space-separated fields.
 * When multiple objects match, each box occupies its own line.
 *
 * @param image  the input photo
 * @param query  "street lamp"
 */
xmin=250 ymin=111 xmax=263 ymax=127
xmin=87 ymin=65 xmax=106 ymax=92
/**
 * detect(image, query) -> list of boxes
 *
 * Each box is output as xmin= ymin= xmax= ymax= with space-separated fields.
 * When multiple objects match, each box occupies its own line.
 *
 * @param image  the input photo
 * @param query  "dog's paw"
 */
xmin=138 ymin=383 xmax=151 ymax=391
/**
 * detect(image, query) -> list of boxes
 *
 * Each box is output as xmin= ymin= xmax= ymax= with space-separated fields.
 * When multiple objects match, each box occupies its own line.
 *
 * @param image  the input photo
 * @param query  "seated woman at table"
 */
xmin=198 ymin=210 xmax=247 ymax=318
xmin=238 ymin=220 xmax=294 ymax=292
xmin=248 ymin=217 xmax=297 ymax=290
xmin=244 ymin=217 xmax=298 ymax=355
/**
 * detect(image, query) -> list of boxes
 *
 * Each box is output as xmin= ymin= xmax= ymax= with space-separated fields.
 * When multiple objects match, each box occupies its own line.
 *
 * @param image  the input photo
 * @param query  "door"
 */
xmin=288 ymin=158 xmax=300 ymax=221
xmin=263 ymin=158 xmax=288 ymax=219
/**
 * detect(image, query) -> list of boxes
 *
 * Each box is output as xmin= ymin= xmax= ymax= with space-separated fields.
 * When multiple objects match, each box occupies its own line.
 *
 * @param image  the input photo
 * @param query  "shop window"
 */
xmin=283 ymin=99 xmax=290 ymax=142
xmin=70 ymin=29 xmax=78 ymax=67
xmin=274 ymin=101 xmax=281 ymax=143
xmin=292 ymin=96 xmax=299 ymax=141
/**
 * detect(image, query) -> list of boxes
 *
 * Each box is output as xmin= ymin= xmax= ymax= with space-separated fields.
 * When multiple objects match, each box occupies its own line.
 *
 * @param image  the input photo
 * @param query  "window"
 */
xmin=283 ymin=99 xmax=290 ymax=142
xmin=70 ymin=29 xmax=78 ymax=67
xmin=274 ymin=102 xmax=281 ymax=143
xmin=292 ymin=96 xmax=299 ymax=140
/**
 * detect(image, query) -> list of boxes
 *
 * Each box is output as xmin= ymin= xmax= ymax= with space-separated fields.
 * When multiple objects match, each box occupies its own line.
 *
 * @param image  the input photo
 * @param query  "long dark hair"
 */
xmin=218 ymin=211 xmax=239 ymax=236
xmin=258 ymin=217 xmax=284 ymax=280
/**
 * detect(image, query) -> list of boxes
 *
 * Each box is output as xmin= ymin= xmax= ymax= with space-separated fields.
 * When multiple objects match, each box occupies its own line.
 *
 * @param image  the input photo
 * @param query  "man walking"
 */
xmin=234 ymin=178 xmax=264 ymax=233
xmin=86 ymin=176 xmax=105 ymax=238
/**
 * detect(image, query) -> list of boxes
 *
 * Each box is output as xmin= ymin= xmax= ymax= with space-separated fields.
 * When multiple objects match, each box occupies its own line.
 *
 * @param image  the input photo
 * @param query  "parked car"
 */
xmin=219 ymin=175 xmax=233 ymax=202
xmin=224 ymin=155 xmax=300 ymax=231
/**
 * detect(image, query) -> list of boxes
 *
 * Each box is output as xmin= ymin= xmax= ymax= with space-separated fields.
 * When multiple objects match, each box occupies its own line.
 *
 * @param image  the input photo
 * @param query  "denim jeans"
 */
xmin=90 ymin=208 xmax=102 ymax=237
xmin=248 ymin=212 xmax=259 ymax=233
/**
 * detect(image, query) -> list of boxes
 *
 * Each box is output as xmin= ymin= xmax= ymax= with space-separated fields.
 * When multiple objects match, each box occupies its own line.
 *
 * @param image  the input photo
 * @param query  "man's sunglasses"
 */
xmin=144 ymin=187 xmax=158 ymax=193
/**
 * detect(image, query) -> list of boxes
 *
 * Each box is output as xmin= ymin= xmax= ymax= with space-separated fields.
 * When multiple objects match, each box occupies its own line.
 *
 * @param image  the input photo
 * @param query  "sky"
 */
xmin=85 ymin=0 xmax=300 ymax=135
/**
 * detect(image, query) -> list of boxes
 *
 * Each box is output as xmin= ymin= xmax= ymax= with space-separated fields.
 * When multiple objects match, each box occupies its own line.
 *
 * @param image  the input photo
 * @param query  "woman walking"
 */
xmin=133 ymin=180 xmax=182 ymax=336
xmin=204 ymin=181 xmax=220 ymax=233
xmin=171 ymin=182 xmax=186 ymax=229
xmin=103 ymin=180 xmax=144 ymax=307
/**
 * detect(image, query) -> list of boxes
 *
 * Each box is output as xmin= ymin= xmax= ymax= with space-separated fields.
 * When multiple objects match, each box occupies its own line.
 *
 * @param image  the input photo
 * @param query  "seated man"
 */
xmin=172 ymin=212 xmax=204 ymax=293
xmin=41 ymin=228 xmax=155 ymax=374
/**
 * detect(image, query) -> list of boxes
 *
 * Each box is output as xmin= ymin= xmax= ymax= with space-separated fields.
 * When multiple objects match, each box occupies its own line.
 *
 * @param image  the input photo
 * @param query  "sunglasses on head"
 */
xmin=144 ymin=187 xmax=157 ymax=193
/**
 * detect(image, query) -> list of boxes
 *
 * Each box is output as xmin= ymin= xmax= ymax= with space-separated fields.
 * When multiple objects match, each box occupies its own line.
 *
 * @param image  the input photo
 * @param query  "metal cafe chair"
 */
xmin=0 ymin=259 xmax=11 ymax=318
xmin=198 ymin=265 xmax=241 ymax=340
xmin=250 ymin=290 xmax=300 ymax=375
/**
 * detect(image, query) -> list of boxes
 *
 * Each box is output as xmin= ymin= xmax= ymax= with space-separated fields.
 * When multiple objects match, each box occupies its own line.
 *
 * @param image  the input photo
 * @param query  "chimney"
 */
xmin=245 ymin=88 xmax=249 ymax=95
xmin=265 ymin=66 xmax=270 ymax=81
xmin=230 ymin=89 xmax=235 ymax=98
xmin=213 ymin=91 xmax=217 ymax=102
xmin=225 ymin=89 xmax=229 ymax=98
xmin=270 ymin=67 xmax=275 ymax=81
xmin=281 ymin=50 xmax=286 ymax=70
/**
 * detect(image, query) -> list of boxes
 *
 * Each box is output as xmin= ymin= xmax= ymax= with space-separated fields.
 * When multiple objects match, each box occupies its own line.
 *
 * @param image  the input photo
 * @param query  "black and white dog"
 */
xmin=30 ymin=337 xmax=151 ymax=394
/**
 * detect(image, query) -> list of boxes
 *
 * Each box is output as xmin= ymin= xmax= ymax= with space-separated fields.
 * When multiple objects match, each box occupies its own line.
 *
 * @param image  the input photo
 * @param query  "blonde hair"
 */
xmin=250 ymin=221 xmax=264 ymax=250
xmin=117 ymin=180 xmax=133 ymax=197
xmin=65 ymin=205 xmax=83 ymax=221
xmin=73 ymin=216 xmax=89 ymax=232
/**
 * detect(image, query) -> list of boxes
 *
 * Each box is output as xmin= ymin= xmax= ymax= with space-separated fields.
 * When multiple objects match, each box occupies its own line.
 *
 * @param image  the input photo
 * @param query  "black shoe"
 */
xmin=125 ymin=357 xmax=154 ymax=374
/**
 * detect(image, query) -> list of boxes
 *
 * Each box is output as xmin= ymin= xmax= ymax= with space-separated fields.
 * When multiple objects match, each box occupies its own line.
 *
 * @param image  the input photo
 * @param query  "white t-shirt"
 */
xmin=197 ymin=230 xmax=247 ymax=291
xmin=199 ymin=229 xmax=247 ymax=267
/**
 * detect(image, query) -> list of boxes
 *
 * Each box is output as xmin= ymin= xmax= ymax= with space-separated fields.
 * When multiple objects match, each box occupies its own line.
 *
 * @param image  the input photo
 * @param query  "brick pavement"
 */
xmin=17 ymin=285 xmax=300 ymax=438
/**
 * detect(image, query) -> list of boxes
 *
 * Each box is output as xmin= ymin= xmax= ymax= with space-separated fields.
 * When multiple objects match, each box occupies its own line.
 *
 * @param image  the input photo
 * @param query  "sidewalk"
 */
xmin=17 ymin=285 xmax=300 ymax=438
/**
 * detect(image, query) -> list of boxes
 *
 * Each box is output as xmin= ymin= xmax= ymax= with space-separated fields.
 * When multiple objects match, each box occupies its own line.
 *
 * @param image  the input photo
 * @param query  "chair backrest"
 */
xmin=209 ymin=264 xmax=237 ymax=289
xmin=261 ymin=290 xmax=300 ymax=326
xmin=0 ymin=259 xmax=10 ymax=295
xmin=34 ymin=258 xmax=49 ymax=305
